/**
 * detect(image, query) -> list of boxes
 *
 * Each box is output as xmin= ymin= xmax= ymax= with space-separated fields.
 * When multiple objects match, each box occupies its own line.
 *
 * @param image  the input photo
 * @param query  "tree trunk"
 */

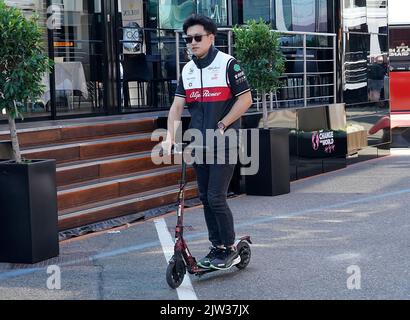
xmin=7 ymin=103 xmax=22 ymax=163
xmin=262 ymin=90 xmax=268 ymax=129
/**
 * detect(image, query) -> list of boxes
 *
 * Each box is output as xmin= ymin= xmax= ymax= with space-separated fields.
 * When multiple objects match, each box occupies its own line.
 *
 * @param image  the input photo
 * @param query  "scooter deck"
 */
xmin=195 ymin=266 xmax=231 ymax=277
xmin=195 ymin=267 xmax=217 ymax=276
xmin=194 ymin=259 xmax=242 ymax=276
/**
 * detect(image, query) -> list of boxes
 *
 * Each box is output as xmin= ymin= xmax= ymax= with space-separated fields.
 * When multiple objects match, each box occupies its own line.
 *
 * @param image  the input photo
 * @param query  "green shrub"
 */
xmin=233 ymin=19 xmax=285 ymax=128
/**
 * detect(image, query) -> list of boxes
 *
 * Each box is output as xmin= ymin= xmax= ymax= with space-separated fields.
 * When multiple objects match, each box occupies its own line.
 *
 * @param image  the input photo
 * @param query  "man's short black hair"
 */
xmin=183 ymin=14 xmax=217 ymax=35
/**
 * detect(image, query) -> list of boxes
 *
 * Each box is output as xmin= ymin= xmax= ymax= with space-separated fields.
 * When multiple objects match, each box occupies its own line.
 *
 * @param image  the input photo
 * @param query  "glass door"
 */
xmin=117 ymin=0 xmax=181 ymax=112
xmin=49 ymin=0 xmax=105 ymax=116
xmin=117 ymin=0 xmax=148 ymax=111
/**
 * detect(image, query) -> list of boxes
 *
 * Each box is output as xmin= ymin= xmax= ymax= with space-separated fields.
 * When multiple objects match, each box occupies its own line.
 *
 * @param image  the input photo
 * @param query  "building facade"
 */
xmin=1 ymin=0 xmax=390 ymax=163
xmin=1 ymin=0 xmax=337 ymax=117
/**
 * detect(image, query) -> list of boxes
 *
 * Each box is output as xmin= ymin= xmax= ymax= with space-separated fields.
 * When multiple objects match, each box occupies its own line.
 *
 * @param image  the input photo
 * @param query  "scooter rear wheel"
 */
xmin=236 ymin=242 xmax=251 ymax=270
xmin=166 ymin=258 xmax=186 ymax=289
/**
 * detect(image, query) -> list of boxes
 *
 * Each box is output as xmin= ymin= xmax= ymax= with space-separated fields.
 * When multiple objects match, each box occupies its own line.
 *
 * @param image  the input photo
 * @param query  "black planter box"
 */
xmin=0 ymin=159 xmax=59 ymax=264
xmin=0 ymin=140 xmax=12 ymax=160
xmin=245 ymin=128 xmax=290 ymax=196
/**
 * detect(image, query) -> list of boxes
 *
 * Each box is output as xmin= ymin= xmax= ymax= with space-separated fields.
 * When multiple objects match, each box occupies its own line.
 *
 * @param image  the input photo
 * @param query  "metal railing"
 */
xmin=175 ymin=28 xmax=337 ymax=109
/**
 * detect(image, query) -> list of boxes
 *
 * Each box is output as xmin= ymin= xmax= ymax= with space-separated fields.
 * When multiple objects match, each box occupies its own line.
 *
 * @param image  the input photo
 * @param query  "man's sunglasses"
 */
xmin=183 ymin=33 xmax=210 ymax=44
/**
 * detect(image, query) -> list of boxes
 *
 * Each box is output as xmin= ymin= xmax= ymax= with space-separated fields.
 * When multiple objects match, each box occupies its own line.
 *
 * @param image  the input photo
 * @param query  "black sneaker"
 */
xmin=209 ymin=247 xmax=241 ymax=270
xmin=197 ymin=247 xmax=222 ymax=269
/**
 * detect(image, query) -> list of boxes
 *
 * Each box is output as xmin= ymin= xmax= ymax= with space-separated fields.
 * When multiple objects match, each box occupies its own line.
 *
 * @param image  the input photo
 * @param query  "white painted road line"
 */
xmin=391 ymin=148 xmax=410 ymax=156
xmin=154 ymin=219 xmax=198 ymax=301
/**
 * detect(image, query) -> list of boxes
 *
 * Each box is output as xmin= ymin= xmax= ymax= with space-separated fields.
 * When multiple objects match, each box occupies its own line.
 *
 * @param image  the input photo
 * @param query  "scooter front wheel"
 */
xmin=166 ymin=257 xmax=186 ymax=289
xmin=236 ymin=241 xmax=251 ymax=270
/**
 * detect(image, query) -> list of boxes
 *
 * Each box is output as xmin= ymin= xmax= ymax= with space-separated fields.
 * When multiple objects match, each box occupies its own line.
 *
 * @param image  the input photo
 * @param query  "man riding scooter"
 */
xmin=162 ymin=14 xmax=253 ymax=271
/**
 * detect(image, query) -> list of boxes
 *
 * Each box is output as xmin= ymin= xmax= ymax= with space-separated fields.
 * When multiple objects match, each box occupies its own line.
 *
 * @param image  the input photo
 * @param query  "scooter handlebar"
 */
xmin=159 ymin=143 xmax=187 ymax=157
xmin=159 ymin=143 xmax=208 ymax=157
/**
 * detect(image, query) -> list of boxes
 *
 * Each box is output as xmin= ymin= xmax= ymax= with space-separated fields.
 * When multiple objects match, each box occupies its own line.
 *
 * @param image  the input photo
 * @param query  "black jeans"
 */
xmin=193 ymin=163 xmax=236 ymax=247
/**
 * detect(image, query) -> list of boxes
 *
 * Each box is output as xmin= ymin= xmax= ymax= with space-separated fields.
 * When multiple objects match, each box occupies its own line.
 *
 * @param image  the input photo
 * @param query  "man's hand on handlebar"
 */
xmin=160 ymin=139 xmax=174 ymax=157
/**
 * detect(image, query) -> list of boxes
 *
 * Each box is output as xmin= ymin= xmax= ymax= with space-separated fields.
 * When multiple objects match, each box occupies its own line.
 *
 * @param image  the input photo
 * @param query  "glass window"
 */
xmin=317 ymin=0 xmax=330 ymax=32
xmin=343 ymin=32 xmax=388 ymax=105
xmin=389 ymin=27 xmax=410 ymax=71
xmin=366 ymin=0 xmax=387 ymax=35
xmin=275 ymin=0 xmax=331 ymax=32
xmin=290 ymin=0 xmax=316 ymax=32
xmin=367 ymin=33 xmax=388 ymax=103
xmin=146 ymin=0 xmax=159 ymax=28
xmin=232 ymin=0 xmax=333 ymax=33
xmin=343 ymin=0 xmax=366 ymax=8
xmin=243 ymin=0 xmax=270 ymax=23
xmin=343 ymin=0 xmax=367 ymax=32
xmin=121 ymin=1 xmax=177 ymax=110
xmin=2 ymin=0 xmax=49 ymax=119
xmin=343 ymin=33 xmax=370 ymax=104
xmin=275 ymin=0 xmax=292 ymax=30
xmin=51 ymin=0 xmax=105 ymax=115
xmin=119 ymin=0 xmax=144 ymax=54
xmin=197 ymin=0 xmax=228 ymax=26
xmin=342 ymin=0 xmax=387 ymax=34
xmin=232 ymin=0 xmax=270 ymax=25
xmin=159 ymin=0 xmax=195 ymax=29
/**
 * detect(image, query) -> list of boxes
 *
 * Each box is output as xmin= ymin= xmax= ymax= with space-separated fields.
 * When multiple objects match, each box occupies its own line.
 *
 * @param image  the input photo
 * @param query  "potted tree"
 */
xmin=233 ymin=20 xmax=290 ymax=196
xmin=0 ymin=2 xmax=59 ymax=263
xmin=233 ymin=19 xmax=285 ymax=128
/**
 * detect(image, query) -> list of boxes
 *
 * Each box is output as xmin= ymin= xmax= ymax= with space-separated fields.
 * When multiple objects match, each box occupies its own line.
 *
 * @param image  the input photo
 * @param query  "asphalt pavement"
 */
xmin=1 ymin=149 xmax=410 ymax=300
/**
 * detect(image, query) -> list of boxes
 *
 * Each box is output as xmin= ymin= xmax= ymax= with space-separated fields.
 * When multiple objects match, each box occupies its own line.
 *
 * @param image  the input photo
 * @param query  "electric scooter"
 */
xmin=163 ymin=143 xmax=252 ymax=289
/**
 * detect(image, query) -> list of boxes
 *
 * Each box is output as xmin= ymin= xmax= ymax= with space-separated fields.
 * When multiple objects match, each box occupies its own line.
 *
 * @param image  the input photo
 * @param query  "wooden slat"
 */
xmin=56 ymin=154 xmax=171 ymax=187
xmin=24 ymin=146 xmax=80 ymax=163
xmin=60 ymin=119 xmax=156 ymax=141
xmin=57 ymin=167 xmax=196 ymax=211
xmin=58 ymin=183 xmax=120 ymax=211
xmin=119 ymin=168 xmax=196 ymax=197
xmin=57 ymin=164 xmax=100 ymax=186
xmin=0 ymin=119 xmax=157 ymax=147
xmin=58 ymin=185 xmax=199 ymax=231
xmin=0 ymin=129 xmax=61 ymax=147
xmin=99 ymin=155 xmax=164 ymax=178
xmin=79 ymin=138 xmax=157 ymax=160
xmin=19 ymin=129 xmax=62 ymax=147
xmin=22 ymin=135 xmax=157 ymax=164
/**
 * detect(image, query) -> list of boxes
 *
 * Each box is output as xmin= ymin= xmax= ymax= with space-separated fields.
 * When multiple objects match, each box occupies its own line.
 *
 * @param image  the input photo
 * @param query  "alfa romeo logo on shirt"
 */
xmin=234 ymin=64 xmax=241 ymax=72
xmin=189 ymin=90 xmax=222 ymax=100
